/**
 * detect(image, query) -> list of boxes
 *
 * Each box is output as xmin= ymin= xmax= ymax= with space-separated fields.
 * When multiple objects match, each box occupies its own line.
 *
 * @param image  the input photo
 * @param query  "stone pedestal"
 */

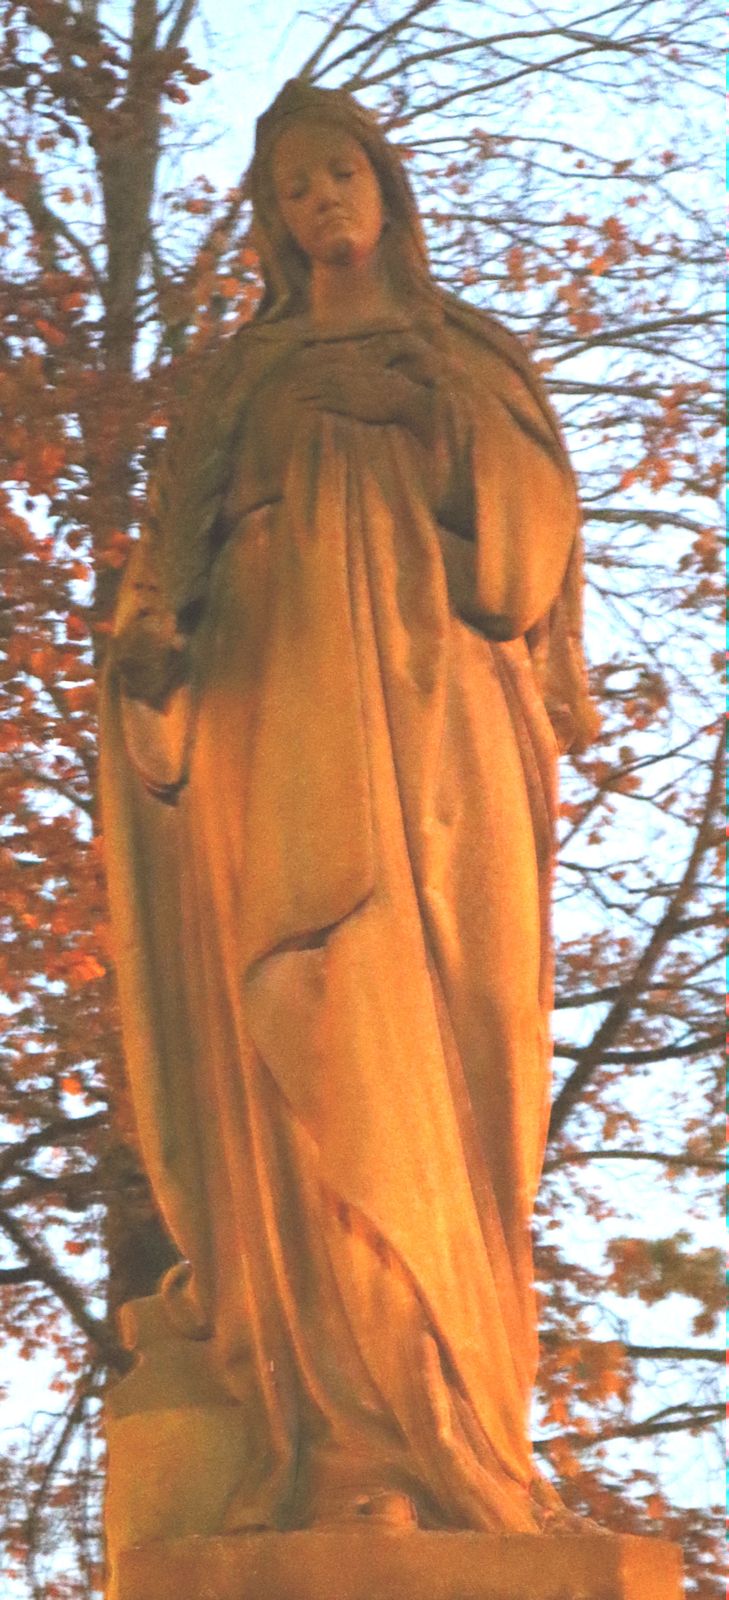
xmin=118 ymin=1530 xmax=683 ymax=1600
xmin=104 ymin=1294 xmax=254 ymax=1600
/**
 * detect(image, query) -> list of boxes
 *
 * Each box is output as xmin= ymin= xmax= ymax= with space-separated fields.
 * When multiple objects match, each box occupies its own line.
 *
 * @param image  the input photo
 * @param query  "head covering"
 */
xmin=249 ymin=78 xmax=433 ymax=319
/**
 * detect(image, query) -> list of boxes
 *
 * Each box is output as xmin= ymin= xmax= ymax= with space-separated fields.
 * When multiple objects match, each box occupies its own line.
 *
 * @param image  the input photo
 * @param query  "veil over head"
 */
xmin=250 ymin=78 xmax=434 ymax=318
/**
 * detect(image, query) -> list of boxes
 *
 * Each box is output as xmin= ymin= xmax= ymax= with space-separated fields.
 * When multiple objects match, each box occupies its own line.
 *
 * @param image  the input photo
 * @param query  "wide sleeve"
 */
xmin=434 ymin=320 xmax=579 ymax=642
xmin=433 ymin=302 xmax=597 ymax=753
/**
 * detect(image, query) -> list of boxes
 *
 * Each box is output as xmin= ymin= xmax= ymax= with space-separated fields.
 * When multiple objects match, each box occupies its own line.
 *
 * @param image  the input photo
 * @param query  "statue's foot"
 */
xmin=308 ymin=1489 xmax=418 ymax=1529
xmin=221 ymin=1490 xmax=279 ymax=1535
xmin=221 ymin=1511 xmax=276 ymax=1534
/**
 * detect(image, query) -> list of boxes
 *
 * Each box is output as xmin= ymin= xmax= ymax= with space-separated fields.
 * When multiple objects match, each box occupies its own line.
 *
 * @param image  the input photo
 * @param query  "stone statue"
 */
xmin=100 ymin=79 xmax=598 ymax=1559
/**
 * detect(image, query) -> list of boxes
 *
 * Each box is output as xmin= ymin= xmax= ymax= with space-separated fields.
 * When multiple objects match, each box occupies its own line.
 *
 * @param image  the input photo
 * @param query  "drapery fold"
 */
xmin=101 ymin=313 xmax=585 ymax=1530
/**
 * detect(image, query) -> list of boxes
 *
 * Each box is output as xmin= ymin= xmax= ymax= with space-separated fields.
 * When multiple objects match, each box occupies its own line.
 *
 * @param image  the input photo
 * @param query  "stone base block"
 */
xmin=118 ymin=1530 xmax=683 ymax=1600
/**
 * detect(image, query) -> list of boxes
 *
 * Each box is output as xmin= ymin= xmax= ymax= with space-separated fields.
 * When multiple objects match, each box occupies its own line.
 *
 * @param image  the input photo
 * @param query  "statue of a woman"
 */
xmin=101 ymin=79 xmax=594 ymax=1538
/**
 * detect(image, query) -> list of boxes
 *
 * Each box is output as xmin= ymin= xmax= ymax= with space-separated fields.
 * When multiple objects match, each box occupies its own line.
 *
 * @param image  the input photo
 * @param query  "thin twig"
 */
xmin=549 ymin=726 xmax=723 ymax=1141
xmin=0 ymin=1207 xmax=128 ymax=1372
xmin=543 ymin=1148 xmax=723 ymax=1175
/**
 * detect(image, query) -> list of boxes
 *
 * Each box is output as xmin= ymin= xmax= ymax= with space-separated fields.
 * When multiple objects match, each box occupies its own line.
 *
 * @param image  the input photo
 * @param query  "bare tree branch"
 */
xmin=553 ymin=1028 xmax=723 ymax=1067
xmin=540 ymin=1333 xmax=723 ymax=1365
xmin=350 ymin=18 xmax=652 ymax=95
xmin=25 ymin=1364 xmax=100 ymax=1600
xmin=549 ymin=726 xmax=723 ymax=1141
xmin=547 ymin=311 xmax=721 ymax=362
xmin=0 ymin=1207 xmax=128 ymax=1373
xmin=316 ymin=0 xmax=441 ymax=85
xmin=0 ymin=1115 xmax=106 ymax=1187
xmin=536 ymin=1403 xmax=723 ymax=1453
xmin=0 ymin=1264 xmax=38 ymax=1285
xmin=299 ymin=0 xmax=367 ymax=80
xmin=0 ymin=146 xmax=103 ymax=290
xmin=164 ymin=0 xmax=198 ymax=52
xmin=9 ymin=759 xmax=94 ymax=818
xmin=543 ymin=1148 xmax=723 ymax=1175
xmin=586 ymin=508 xmax=714 ymax=534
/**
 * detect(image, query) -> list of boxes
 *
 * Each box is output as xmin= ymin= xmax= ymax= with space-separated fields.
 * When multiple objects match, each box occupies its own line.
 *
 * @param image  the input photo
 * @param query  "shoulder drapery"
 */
xmin=129 ymin=304 xmax=595 ymax=756
xmin=439 ymin=296 xmax=596 ymax=752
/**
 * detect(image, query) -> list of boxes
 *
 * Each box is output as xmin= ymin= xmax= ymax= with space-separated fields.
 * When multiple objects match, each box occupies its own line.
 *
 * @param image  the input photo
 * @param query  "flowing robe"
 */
xmin=100 ymin=306 xmax=588 ymax=1533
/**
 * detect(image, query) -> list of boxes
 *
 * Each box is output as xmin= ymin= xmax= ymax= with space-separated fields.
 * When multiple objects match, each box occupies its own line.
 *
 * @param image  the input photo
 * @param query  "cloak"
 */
xmin=100 ymin=301 xmax=592 ymax=1530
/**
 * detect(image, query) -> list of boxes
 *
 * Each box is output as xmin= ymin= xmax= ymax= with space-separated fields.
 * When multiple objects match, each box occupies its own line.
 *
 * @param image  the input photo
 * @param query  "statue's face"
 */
xmin=272 ymin=118 xmax=385 ymax=269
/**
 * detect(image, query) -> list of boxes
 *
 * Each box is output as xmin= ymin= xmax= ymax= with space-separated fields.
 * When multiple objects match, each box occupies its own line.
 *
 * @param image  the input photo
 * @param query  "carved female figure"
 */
xmin=101 ymin=79 xmax=593 ymax=1537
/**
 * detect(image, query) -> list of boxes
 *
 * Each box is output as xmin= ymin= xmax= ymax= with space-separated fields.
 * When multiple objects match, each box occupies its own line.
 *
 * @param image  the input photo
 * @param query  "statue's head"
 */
xmin=250 ymin=79 xmax=435 ymax=318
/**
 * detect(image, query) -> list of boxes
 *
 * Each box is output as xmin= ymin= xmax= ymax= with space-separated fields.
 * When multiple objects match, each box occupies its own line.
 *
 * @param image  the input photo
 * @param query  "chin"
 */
xmin=320 ymin=237 xmax=358 ymax=266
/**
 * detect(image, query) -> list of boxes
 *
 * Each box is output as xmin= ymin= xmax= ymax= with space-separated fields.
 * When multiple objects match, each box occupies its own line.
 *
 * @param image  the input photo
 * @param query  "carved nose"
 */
xmin=314 ymin=177 xmax=342 ymax=212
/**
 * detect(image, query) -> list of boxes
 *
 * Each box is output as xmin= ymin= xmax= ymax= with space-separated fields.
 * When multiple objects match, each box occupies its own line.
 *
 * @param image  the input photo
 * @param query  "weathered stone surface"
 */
xmin=118 ymin=1530 xmax=683 ymax=1600
xmin=101 ymin=77 xmax=627 ymax=1600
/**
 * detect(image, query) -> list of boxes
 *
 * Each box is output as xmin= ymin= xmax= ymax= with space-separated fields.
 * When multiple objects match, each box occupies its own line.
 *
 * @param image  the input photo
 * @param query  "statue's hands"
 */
xmin=365 ymin=331 xmax=442 ymax=389
xmin=112 ymin=609 xmax=190 ymax=711
xmin=293 ymin=338 xmax=439 ymax=444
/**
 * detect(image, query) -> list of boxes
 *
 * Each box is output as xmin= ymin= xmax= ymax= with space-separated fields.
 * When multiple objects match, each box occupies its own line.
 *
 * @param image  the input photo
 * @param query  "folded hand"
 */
xmin=292 ymin=337 xmax=439 ymax=443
